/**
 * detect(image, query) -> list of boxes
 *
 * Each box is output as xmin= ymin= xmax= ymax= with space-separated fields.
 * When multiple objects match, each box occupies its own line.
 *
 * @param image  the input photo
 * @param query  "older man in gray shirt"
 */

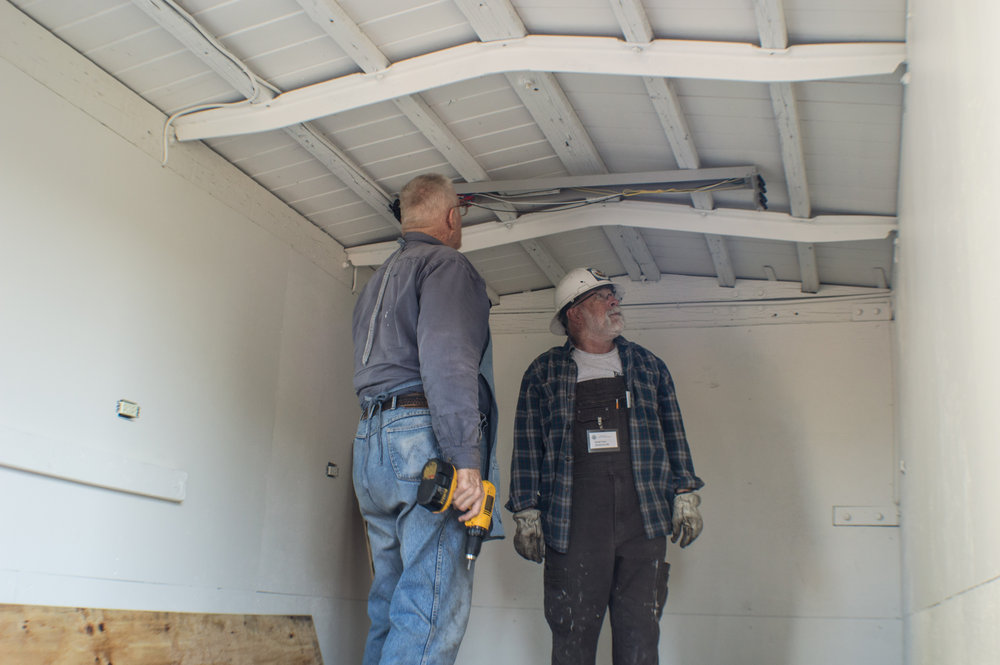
xmin=351 ymin=173 xmax=502 ymax=665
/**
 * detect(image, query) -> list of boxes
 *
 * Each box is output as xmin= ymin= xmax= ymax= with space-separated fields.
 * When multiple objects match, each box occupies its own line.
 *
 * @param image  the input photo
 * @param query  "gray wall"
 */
xmin=896 ymin=1 xmax=1000 ymax=662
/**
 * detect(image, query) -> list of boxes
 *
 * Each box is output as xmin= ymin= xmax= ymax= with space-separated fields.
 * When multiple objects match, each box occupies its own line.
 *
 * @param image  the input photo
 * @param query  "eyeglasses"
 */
xmin=572 ymin=288 xmax=621 ymax=307
xmin=451 ymin=203 xmax=470 ymax=217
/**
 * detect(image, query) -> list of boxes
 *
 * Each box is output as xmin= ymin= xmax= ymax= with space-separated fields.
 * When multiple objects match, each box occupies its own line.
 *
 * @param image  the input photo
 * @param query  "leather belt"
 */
xmin=361 ymin=393 xmax=428 ymax=419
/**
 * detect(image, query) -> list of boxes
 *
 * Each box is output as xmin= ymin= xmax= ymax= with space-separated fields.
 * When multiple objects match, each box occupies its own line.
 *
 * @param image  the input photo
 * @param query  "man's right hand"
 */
xmin=452 ymin=467 xmax=485 ymax=523
xmin=512 ymin=508 xmax=544 ymax=562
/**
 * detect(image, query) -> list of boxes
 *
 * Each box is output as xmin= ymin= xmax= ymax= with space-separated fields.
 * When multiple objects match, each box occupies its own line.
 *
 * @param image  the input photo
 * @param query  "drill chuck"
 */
xmin=465 ymin=481 xmax=496 ymax=566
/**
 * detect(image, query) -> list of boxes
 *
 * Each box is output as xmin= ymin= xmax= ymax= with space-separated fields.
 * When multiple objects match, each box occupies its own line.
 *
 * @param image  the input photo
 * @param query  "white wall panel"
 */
xmin=473 ymin=320 xmax=900 ymax=664
xmin=896 ymin=0 xmax=1000 ymax=662
xmin=0 ymin=46 xmax=367 ymax=662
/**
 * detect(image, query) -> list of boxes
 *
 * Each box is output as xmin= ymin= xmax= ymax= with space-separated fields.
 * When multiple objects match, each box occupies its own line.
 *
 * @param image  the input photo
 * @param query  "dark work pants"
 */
xmin=544 ymin=378 xmax=668 ymax=665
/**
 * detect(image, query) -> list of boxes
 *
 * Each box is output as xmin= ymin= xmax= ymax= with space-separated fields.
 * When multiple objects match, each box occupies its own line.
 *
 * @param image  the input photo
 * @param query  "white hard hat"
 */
xmin=549 ymin=267 xmax=623 ymax=335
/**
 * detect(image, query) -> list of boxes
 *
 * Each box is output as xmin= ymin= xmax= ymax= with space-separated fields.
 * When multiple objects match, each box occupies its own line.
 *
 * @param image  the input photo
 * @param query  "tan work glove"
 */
xmin=512 ymin=508 xmax=544 ymax=562
xmin=671 ymin=492 xmax=703 ymax=548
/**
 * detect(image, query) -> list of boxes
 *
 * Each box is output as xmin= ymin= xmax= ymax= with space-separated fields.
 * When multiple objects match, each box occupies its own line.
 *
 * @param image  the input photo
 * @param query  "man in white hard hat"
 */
xmin=506 ymin=267 xmax=704 ymax=665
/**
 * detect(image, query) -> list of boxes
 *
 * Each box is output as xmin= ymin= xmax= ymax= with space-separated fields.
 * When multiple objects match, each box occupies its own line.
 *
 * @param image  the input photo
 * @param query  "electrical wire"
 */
xmin=465 ymin=178 xmax=752 ymax=215
xmin=157 ymin=0 xmax=281 ymax=165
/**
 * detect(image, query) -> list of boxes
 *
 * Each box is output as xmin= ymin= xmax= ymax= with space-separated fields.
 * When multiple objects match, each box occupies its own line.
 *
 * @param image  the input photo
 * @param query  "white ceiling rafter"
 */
xmin=6 ymin=0 xmax=905 ymax=306
xmin=455 ymin=0 xmax=590 ymax=282
xmin=295 ymin=0 xmax=486 ymax=183
xmin=172 ymin=37 xmax=906 ymax=141
xmin=294 ymin=0 xmax=540 ymax=290
xmin=454 ymin=0 xmax=607 ymax=175
xmin=455 ymin=0 xmax=660 ymax=282
xmin=754 ymin=0 xmax=819 ymax=293
xmin=603 ymin=226 xmax=660 ymax=281
xmin=611 ymin=0 xmax=654 ymax=43
xmin=520 ymin=239 xmax=568 ymax=285
xmin=346 ymin=201 xmax=898 ymax=267
xmin=131 ymin=0 xmax=399 ymax=230
xmin=505 ymin=71 xmax=608 ymax=177
xmin=644 ymin=79 xmax=732 ymax=286
xmin=612 ymin=0 xmax=735 ymax=288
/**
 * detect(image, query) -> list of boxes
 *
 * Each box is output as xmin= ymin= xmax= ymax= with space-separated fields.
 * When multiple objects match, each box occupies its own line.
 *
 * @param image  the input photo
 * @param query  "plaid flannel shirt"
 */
xmin=506 ymin=336 xmax=704 ymax=553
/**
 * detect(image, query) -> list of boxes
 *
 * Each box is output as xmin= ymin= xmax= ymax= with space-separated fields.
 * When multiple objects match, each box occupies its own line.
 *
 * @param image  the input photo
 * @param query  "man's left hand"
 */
xmin=671 ymin=492 xmax=703 ymax=548
xmin=452 ymin=467 xmax=485 ymax=522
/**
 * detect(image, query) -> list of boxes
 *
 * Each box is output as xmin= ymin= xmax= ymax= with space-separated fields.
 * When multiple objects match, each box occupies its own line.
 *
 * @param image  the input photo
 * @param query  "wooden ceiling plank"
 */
xmin=296 ymin=0 xmax=528 ymax=287
xmin=295 ymin=0 xmax=391 ymax=72
xmin=453 ymin=0 xmax=527 ymax=40
xmin=610 ymin=0 xmax=654 ymax=43
xmin=519 ymin=239 xmax=568 ymax=284
xmin=457 ymin=0 xmax=614 ymax=280
xmin=505 ymin=70 xmax=608 ymax=176
xmin=295 ymin=0 xmax=488 ymax=185
xmin=173 ymin=37 xmax=906 ymax=141
xmin=130 ymin=0 xmax=272 ymax=102
xmin=603 ymin=226 xmax=661 ymax=282
xmin=603 ymin=227 xmax=644 ymax=281
xmin=132 ymin=0 xmax=399 ymax=229
xmin=753 ymin=0 xmax=789 ymax=51
xmin=754 ymin=0 xmax=818 ymax=294
xmin=705 ymin=234 xmax=737 ymax=287
xmin=643 ymin=65 xmax=735 ymax=287
xmin=455 ymin=0 xmax=609 ymax=176
xmin=282 ymin=123 xmax=397 ymax=226
xmin=797 ymin=242 xmax=820 ymax=293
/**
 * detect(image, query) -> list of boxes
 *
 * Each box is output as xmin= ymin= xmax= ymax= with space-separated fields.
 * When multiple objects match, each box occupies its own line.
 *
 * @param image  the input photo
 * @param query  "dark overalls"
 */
xmin=543 ymin=377 xmax=669 ymax=665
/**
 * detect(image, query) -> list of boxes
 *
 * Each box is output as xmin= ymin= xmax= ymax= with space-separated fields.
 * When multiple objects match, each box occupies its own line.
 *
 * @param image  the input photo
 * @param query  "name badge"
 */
xmin=587 ymin=429 xmax=620 ymax=453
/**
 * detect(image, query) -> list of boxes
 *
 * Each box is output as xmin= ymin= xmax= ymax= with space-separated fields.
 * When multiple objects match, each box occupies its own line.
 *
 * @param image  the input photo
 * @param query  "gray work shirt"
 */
xmin=352 ymin=232 xmax=491 ymax=469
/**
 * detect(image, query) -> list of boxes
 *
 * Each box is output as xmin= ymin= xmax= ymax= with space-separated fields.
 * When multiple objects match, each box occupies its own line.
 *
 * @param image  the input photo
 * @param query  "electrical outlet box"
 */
xmin=116 ymin=399 xmax=140 ymax=419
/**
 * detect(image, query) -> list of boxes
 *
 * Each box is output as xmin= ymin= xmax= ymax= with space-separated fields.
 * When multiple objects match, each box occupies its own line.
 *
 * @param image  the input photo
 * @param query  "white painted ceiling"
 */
xmin=9 ymin=0 xmax=905 ymax=298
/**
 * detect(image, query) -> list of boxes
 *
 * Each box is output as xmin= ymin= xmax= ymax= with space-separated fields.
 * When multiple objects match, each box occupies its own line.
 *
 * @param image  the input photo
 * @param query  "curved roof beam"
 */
xmin=173 ymin=36 xmax=906 ymax=141
xmin=345 ymin=201 xmax=898 ymax=267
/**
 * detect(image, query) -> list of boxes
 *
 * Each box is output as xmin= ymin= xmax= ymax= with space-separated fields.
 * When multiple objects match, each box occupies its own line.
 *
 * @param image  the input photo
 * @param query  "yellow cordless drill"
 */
xmin=417 ymin=458 xmax=496 ymax=568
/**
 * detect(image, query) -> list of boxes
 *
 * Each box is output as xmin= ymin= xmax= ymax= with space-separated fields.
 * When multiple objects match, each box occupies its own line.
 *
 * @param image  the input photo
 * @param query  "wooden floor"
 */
xmin=0 ymin=604 xmax=323 ymax=665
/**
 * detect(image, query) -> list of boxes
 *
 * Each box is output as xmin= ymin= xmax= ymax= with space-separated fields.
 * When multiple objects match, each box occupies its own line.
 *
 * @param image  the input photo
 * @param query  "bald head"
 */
xmin=399 ymin=173 xmax=462 ymax=248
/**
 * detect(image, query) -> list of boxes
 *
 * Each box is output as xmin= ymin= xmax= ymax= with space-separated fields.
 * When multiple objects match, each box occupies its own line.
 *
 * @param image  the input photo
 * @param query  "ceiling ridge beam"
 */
xmin=173 ymin=36 xmax=906 ymax=141
xmin=346 ymin=201 xmax=898 ymax=266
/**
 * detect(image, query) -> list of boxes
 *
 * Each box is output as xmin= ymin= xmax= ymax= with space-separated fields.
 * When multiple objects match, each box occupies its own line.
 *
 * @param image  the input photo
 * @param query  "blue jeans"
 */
xmin=353 ymin=407 xmax=474 ymax=665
